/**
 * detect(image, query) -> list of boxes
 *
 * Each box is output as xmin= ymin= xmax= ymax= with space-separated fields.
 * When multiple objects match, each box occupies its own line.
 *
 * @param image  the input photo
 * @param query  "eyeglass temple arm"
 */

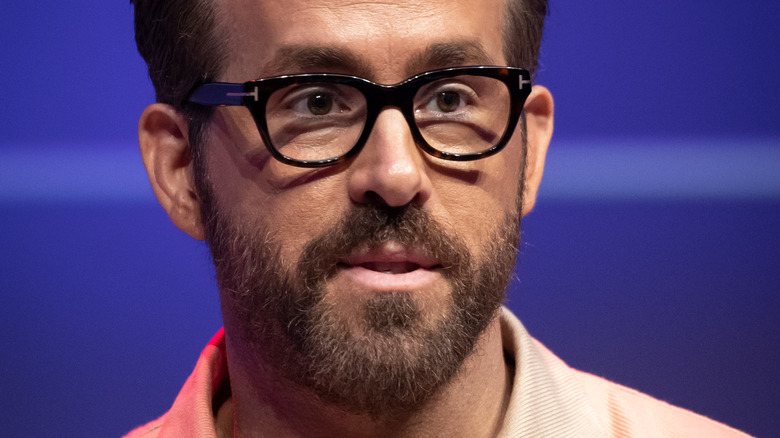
xmin=189 ymin=83 xmax=258 ymax=106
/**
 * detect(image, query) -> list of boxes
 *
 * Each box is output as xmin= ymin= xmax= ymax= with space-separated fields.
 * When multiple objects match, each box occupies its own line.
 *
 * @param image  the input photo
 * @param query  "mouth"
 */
xmin=343 ymin=242 xmax=440 ymax=272
xmin=337 ymin=243 xmax=443 ymax=290
xmin=357 ymin=260 xmax=427 ymax=275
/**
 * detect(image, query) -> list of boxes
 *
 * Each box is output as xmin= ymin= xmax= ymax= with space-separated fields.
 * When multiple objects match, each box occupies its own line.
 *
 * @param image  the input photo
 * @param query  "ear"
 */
xmin=520 ymin=85 xmax=554 ymax=217
xmin=138 ymin=103 xmax=206 ymax=240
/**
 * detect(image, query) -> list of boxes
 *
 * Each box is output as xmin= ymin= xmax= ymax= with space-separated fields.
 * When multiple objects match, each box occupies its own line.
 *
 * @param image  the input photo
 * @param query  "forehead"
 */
xmin=216 ymin=0 xmax=507 ymax=82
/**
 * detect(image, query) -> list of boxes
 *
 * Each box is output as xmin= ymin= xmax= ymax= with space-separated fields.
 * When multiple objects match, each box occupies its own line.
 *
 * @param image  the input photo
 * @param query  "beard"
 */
xmin=203 ymin=191 xmax=521 ymax=418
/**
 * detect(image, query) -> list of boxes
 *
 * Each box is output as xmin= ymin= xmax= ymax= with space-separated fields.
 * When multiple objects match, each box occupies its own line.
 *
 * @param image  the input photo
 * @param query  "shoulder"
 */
xmin=123 ymin=418 xmax=163 ymax=438
xmin=500 ymin=309 xmax=752 ymax=437
xmin=122 ymin=329 xmax=227 ymax=438
xmin=570 ymin=365 xmax=753 ymax=438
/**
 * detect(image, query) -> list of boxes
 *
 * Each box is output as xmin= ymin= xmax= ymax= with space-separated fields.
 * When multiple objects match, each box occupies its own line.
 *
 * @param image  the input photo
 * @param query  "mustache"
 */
xmin=298 ymin=204 xmax=469 ymax=289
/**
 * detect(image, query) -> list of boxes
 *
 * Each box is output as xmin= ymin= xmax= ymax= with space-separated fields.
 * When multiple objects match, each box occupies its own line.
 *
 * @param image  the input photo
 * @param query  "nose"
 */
xmin=346 ymin=109 xmax=432 ymax=207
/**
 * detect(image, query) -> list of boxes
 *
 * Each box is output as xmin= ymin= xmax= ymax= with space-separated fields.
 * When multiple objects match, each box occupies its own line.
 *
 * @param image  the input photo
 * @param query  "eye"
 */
xmin=292 ymin=91 xmax=337 ymax=116
xmin=433 ymin=91 xmax=461 ymax=113
xmin=274 ymin=83 xmax=356 ymax=118
xmin=306 ymin=93 xmax=333 ymax=115
xmin=417 ymin=82 xmax=476 ymax=115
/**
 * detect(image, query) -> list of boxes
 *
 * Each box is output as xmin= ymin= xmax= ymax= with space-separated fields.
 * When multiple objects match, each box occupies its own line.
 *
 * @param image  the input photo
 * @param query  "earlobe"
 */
xmin=520 ymin=85 xmax=554 ymax=217
xmin=138 ymin=103 xmax=206 ymax=240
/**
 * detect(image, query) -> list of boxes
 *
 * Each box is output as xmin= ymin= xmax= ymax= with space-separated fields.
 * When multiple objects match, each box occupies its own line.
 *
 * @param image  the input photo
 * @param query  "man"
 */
xmin=126 ymin=0 xmax=751 ymax=436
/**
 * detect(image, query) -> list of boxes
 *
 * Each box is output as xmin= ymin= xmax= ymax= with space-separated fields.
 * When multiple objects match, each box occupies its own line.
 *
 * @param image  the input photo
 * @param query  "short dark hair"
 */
xmin=132 ymin=0 xmax=224 ymax=110
xmin=503 ymin=0 xmax=548 ymax=73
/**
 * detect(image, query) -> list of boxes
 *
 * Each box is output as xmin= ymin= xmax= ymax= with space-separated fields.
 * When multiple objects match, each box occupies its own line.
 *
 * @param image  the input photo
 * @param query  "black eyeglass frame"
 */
xmin=188 ymin=66 xmax=532 ymax=168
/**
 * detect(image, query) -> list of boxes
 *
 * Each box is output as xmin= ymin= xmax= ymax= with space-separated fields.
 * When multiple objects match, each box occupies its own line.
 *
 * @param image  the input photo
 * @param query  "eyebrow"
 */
xmin=261 ymin=39 xmax=495 ymax=81
xmin=404 ymin=40 xmax=495 ymax=76
xmin=264 ymin=46 xmax=375 ymax=78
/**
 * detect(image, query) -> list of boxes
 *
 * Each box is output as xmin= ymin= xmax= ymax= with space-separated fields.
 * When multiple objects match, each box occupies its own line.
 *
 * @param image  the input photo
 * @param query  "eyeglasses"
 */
xmin=188 ymin=66 xmax=532 ymax=168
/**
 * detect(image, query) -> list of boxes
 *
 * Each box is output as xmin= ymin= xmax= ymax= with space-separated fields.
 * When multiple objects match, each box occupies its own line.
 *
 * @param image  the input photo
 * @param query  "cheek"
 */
xmin=241 ymin=179 xmax=351 ymax=271
xmin=435 ymin=172 xmax=521 ymax=257
xmin=264 ymin=185 xmax=346 ymax=251
xmin=205 ymin=112 xmax=350 ymax=259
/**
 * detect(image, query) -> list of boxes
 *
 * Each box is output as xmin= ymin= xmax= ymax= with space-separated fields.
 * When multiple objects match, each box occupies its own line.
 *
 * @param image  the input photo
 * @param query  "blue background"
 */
xmin=1 ymin=1 xmax=779 ymax=436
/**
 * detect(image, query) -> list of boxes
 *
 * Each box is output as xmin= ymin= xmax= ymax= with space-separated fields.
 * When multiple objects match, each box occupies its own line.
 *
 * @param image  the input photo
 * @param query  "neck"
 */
xmin=221 ymin=316 xmax=512 ymax=438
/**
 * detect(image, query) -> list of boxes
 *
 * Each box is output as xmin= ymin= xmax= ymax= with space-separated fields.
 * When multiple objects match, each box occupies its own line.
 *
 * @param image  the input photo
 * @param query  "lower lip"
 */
xmin=338 ymin=265 xmax=440 ymax=291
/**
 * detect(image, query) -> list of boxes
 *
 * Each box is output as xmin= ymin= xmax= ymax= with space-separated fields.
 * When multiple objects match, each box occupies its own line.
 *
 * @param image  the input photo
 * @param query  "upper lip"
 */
xmin=341 ymin=242 xmax=441 ymax=272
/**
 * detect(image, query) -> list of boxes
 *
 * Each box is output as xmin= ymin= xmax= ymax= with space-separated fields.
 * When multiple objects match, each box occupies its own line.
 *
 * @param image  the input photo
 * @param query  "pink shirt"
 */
xmin=125 ymin=309 xmax=752 ymax=437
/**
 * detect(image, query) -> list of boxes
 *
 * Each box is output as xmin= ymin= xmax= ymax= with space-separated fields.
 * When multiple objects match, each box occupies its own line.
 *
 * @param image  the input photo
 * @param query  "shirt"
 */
xmin=125 ymin=308 xmax=752 ymax=437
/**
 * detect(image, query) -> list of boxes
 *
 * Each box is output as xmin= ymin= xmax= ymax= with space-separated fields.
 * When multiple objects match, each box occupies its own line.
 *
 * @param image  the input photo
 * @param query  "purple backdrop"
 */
xmin=1 ymin=1 xmax=778 ymax=436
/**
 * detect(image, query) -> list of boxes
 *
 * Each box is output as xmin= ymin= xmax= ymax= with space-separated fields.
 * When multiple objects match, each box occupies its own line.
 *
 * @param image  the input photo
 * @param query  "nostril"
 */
xmin=363 ymin=191 xmax=385 ymax=206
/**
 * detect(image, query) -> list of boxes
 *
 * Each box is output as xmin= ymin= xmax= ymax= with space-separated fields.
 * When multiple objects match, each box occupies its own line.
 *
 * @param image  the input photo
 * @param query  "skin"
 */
xmin=138 ymin=0 xmax=554 ymax=436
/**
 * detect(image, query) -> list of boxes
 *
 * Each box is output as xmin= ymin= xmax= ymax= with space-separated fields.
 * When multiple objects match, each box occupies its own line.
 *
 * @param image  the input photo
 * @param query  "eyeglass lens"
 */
xmin=264 ymin=74 xmax=511 ymax=162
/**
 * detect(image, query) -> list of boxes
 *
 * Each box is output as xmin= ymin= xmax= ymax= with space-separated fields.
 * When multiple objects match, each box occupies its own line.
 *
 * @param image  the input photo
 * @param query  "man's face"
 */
xmin=201 ymin=0 xmax=529 ymax=415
